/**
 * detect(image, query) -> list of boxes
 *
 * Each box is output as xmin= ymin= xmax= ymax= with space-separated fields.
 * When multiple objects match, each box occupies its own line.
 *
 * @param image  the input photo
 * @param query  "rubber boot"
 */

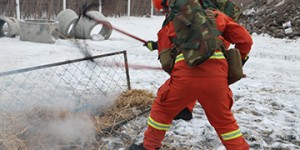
xmin=128 ymin=143 xmax=145 ymax=150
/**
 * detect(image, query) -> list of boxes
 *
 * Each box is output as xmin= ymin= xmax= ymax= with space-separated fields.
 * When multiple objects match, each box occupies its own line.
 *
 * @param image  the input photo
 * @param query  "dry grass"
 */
xmin=0 ymin=107 xmax=99 ymax=149
xmin=0 ymin=114 xmax=28 ymax=150
xmin=0 ymin=89 xmax=155 ymax=149
xmin=93 ymin=89 xmax=155 ymax=134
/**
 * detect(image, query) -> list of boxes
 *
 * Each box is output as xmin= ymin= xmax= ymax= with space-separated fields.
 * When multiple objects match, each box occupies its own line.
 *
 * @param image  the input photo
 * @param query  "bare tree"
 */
xmin=0 ymin=0 xmax=155 ymax=18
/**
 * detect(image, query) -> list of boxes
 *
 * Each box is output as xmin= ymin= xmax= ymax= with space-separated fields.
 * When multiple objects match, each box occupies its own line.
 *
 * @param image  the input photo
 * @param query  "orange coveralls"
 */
xmin=143 ymin=11 xmax=253 ymax=150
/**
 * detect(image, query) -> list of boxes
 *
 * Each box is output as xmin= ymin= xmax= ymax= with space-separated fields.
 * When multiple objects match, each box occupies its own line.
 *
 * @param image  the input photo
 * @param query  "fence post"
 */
xmin=63 ymin=0 xmax=66 ymax=10
xmin=16 ymin=0 xmax=20 ymax=20
xmin=127 ymin=0 xmax=131 ymax=17
xmin=151 ymin=1 xmax=154 ymax=16
xmin=99 ymin=0 xmax=102 ymax=13
xmin=123 ymin=51 xmax=131 ymax=90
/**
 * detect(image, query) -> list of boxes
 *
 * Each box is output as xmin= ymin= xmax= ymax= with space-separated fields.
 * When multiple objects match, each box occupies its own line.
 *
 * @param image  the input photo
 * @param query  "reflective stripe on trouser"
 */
xmin=143 ymin=117 xmax=172 ymax=150
xmin=143 ymin=77 xmax=249 ymax=150
xmin=147 ymin=116 xmax=171 ymax=131
xmin=221 ymin=129 xmax=243 ymax=141
xmin=175 ymin=51 xmax=225 ymax=64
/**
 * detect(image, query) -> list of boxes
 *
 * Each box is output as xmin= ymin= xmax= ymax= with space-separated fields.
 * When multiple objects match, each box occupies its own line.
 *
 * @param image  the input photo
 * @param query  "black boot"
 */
xmin=173 ymin=107 xmax=193 ymax=121
xmin=129 ymin=143 xmax=160 ymax=150
xmin=128 ymin=143 xmax=145 ymax=150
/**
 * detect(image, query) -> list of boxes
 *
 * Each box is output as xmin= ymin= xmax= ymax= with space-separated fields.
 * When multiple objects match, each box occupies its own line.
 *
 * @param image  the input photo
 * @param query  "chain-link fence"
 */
xmin=0 ymin=50 xmax=130 ymax=113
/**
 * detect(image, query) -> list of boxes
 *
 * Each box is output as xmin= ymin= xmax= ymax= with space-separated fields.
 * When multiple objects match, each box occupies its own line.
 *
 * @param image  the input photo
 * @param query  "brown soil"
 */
xmin=239 ymin=0 xmax=300 ymax=38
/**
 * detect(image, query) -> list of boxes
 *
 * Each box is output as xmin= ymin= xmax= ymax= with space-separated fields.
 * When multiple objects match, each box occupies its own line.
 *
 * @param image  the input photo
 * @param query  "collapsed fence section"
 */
xmin=0 ymin=50 xmax=131 ymax=113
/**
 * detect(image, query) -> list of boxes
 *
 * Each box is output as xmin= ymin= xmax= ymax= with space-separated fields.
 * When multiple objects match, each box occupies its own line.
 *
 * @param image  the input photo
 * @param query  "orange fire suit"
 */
xmin=143 ymin=10 xmax=253 ymax=150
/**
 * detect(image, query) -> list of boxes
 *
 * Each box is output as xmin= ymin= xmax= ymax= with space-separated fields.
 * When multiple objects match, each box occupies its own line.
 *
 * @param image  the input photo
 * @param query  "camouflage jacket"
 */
xmin=199 ymin=0 xmax=242 ymax=22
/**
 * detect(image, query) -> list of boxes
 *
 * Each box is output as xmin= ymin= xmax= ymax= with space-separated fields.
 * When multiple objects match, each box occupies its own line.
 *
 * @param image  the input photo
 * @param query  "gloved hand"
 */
xmin=144 ymin=41 xmax=158 ymax=51
xmin=242 ymin=56 xmax=249 ymax=66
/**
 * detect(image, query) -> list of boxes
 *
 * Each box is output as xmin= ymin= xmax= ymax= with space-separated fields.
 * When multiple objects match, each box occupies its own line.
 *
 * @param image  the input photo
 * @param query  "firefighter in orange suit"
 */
xmin=182 ymin=0 xmax=245 ymax=121
xmin=129 ymin=0 xmax=253 ymax=150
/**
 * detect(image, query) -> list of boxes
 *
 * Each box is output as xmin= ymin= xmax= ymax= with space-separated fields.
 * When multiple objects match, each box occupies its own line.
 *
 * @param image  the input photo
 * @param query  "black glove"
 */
xmin=144 ymin=41 xmax=158 ymax=51
xmin=242 ymin=56 xmax=249 ymax=66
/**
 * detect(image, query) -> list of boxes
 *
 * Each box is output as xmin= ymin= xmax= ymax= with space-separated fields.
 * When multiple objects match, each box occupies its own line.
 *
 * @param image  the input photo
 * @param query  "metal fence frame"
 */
xmin=0 ymin=50 xmax=131 ymax=112
xmin=0 ymin=51 xmax=131 ymax=90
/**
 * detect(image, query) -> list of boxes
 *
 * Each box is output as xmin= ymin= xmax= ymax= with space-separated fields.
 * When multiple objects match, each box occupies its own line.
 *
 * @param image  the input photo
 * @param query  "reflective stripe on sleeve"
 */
xmin=175 ymin=53 xmax=184 ymax=63
xmin=147 ymin=116 xmax=171 ymax=131
xmin=209 ymin=51 xmax=225 ymax=59
xmin=221 ymin=129 xmax=243 ymax=141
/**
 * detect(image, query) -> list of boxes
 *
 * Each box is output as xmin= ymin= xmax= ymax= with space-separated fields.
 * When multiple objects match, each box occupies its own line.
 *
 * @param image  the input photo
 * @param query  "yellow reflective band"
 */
xmin=147 ymin=116 xmax=171 ymax=131
xmin=221 ymin=129 xmax=243 ymax=141
xmin=175 ymin=53 xmax=184 ymax=63
xmin=175 ymin=52 xmax=225 ymax=64
xmin=209 ymin=51 xmax=225 ymax=59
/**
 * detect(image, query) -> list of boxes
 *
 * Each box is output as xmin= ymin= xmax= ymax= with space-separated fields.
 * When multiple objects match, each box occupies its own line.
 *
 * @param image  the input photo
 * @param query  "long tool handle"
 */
xmin=112 ymin=25 xmax=147 ymax=44
xmin=85 ymin=14 xmax=147 ymax=44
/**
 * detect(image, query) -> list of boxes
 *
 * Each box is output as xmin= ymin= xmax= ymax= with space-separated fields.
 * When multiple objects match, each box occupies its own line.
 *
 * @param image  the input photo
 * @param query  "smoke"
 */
xmin=72 ymin=92 xmax=119 ymax=115
xmin=4 ymin=108 xmax=93 ymax=149
xmin=0 ymin=82 xmax=125 ymax=149
xmin=0 ymin=107 xmax=98 ymax=149
xmin=0 ymin=92 xmax=119 ymax=150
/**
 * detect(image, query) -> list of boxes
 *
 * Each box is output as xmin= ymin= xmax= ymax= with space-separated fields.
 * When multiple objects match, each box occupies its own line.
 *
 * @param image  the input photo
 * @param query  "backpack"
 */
xmin=163 ymin=0 xmax=223 ymax=67
xmin=201 ymin=0 xmax=242 ymax=22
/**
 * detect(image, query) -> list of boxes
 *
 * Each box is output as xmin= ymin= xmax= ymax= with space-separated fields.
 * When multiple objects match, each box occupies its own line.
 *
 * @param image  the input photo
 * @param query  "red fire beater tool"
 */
xmin=76 ymin=2 xmax=162 ymax=71
xmin=78 ymin=2 xmax=147 ymax=44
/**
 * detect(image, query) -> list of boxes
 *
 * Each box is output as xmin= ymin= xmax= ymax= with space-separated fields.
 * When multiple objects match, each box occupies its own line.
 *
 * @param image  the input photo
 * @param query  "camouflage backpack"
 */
xmin=164 ymin=0 xmax=223 ymax=67
xmin=201 ymin=0 xmax=242 ymax=22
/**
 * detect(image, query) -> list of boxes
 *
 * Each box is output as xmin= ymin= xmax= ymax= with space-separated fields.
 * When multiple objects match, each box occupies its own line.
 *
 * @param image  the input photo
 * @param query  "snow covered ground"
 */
xmin=0 ymin=16 xmax=300 ymax=149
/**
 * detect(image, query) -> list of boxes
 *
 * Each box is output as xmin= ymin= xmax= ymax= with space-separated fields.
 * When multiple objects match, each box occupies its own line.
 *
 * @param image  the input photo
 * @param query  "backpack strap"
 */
xmin=202 ymin=0 xmax=218 ymax=9
xmin=205 ymin=9 xmax=222 ymax=36
xmin=162 ymin=13 xmax=175 ymax=27
xmin=205 ymin=9 xmax=226 ymax=54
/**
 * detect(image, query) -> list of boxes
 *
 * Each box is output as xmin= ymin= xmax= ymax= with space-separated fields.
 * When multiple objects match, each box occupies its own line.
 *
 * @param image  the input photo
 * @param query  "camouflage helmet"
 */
xmin=152 ymin=0 xmax=168 ymax=10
